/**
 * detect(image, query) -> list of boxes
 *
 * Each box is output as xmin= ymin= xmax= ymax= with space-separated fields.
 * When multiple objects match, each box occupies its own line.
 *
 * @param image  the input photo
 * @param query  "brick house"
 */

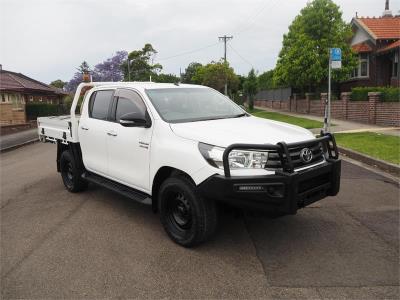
xmin=0 ymin=67 xmax=68 ymax=124
xmin=341 ymin=1 xmax=400 ymax=91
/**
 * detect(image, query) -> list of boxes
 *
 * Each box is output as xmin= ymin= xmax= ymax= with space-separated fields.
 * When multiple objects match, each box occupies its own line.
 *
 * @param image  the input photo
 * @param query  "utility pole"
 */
xmin=219 ymin=35 xmax=233 ymax=95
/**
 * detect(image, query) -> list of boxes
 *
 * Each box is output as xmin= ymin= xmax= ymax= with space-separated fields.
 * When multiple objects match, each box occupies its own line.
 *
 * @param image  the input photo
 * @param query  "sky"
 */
xmin=0 ymin=0 xmax=398 ymax=84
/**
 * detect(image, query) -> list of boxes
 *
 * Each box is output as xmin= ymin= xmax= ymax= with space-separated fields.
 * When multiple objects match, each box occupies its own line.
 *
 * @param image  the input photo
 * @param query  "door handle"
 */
xmin=81 ymin=126 xmax=89 ymax=130
xmin=107 ymin=131 xmax=117 ymax=137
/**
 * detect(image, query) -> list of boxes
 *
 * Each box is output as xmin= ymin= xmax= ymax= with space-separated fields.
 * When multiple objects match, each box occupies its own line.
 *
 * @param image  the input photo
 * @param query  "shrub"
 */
xmin=351 ymin=87 xmax=400 ymax=102
xmin=26 ymin=103 xmax=67 ymax=120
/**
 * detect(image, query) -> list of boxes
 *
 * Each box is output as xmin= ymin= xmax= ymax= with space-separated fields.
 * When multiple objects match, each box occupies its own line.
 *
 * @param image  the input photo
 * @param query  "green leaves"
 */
xmin=192 ymin=61 xmax=239 ymax=94
xmin=124 ymin=43 xmax=161 ymax=81
xmin=243 ymin=69 xmax=258 ymax=110
xmin=243 ymin=69 xmax=258 ymax=96
xmin=273 ymin=0 xmax=357 ymax=90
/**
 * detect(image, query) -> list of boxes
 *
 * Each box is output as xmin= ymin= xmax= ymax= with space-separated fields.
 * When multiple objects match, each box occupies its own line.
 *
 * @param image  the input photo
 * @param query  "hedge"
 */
xmin=351 ymin=87 xmax=400 ymax=102
xmin=26 ymin=103 xmax=68 ymax=120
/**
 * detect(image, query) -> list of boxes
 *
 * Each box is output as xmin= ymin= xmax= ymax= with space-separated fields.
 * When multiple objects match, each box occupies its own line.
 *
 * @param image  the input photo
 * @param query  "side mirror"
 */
xmin=119 ymin=111 xmax=151 ymax=128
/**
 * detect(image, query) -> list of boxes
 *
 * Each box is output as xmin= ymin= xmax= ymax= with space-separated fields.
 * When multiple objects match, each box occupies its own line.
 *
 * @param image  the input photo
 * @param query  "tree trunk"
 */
xmin=249 ymin=94 xmax=254 ymax=111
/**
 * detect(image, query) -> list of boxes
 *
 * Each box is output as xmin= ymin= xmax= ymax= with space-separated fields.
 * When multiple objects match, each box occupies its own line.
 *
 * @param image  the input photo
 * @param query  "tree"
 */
xmin=243 ymin=69 xmax=258 ymax=110
xmin=154 ymin=73 xmax=180 ymax=83
xmin=193 ymin=61 xmax=239 ymax=94
xmin=50 ymin=79 xmax=66 ymax=89
xmin=122 ymin=44 xmax=162 ymax=81
xmin=257 ymin=70 xmax=275 ymax=90
xmin=77 ymin=61 xmax=91 ymax=74
xmin=65 ymin=61 xmax=92 ymax=92
xmin=182 ymin=62 xmax=203 ymax=84
xmin=93 ymin=51 xmax=127 ymax=82
xmin=273 ymin=0 xmax=357 ymax=91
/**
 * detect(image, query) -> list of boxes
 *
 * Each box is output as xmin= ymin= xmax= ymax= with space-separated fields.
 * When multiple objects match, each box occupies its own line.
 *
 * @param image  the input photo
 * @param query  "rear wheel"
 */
xmin=60 ymin=150 xmax=88 ymax=193
xmin=158 ymin=176 xmax=218 ymax=247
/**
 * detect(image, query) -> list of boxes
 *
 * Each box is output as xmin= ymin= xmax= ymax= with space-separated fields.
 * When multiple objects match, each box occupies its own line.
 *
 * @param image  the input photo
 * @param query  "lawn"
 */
xmin=334 ymin=132 xmax=400 ymax=164
xmin=249 ymin=109 xmax=324 ymax=129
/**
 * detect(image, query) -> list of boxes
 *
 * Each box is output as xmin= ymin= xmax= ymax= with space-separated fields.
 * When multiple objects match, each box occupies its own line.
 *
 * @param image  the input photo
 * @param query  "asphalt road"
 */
xmin=1 ymin=143 xmax=399 ymax=299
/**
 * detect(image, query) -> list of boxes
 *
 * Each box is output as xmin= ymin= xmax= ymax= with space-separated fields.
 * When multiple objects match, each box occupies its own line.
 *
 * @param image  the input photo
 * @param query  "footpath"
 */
xmin=255 ymin=106 xmax=400 ymax=177
xmin=0 ymin=128 xmax=38 ymax=152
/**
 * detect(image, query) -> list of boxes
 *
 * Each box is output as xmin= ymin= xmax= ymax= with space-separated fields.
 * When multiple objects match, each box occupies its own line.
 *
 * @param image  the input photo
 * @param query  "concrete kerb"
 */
xmin=339 ymin=146 xmax=399 ymax=177
xmin=0 ymin=138 xmax=40 ymax=153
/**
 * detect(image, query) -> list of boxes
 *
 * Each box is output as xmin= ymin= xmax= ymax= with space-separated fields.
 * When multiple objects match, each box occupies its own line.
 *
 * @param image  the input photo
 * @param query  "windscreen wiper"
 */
xmin=230 ymin=113 xmax=247 ymax=118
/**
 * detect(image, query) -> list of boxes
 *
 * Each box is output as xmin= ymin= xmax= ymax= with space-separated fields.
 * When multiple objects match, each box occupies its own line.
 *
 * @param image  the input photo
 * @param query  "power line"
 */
xmin=233 ymin=0 xmax=279 ymax=35
xmin=228 ymin=44 xmax=254 ymax=69
xmin=158 ymin=42 xmax=219 ymax=61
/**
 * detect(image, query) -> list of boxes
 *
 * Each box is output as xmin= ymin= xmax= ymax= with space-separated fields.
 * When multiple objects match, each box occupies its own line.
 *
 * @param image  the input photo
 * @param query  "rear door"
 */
xmin=106 ymin=88 xmax=154 ymax=192
xmin=79 ymin=89 xmax=114 ymax=175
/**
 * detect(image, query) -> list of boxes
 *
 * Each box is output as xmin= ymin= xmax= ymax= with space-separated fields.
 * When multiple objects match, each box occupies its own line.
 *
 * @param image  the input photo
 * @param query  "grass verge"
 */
xmin=334 ymin=132 xmax=400 ymax=164
xmin=249 ymin=109 xmax=324 ymax=129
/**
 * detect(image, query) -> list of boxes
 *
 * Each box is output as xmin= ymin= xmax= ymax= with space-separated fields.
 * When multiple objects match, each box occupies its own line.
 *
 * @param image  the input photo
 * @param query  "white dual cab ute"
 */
xmin=38 ymin=82 xmax=341 ymax=247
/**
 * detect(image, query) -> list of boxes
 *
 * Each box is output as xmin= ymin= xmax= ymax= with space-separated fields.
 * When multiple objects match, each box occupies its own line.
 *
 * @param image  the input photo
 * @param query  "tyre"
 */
xmin=60 ymin=150 xmax=88 ymax=193
xmin=158 ymin=176 xmax=218 ymax=247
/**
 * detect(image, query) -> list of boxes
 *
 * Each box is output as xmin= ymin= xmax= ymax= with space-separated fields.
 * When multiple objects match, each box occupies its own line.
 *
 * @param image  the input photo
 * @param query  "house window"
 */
xmin=29 ymin=96 xmax=33 ymax=102
xmin=1 ymin=94 xmax=5 ymax=103
xmin=11 ymin=94 xmax=23 ymax=110
xmin=392 ymin=52 xmax=399 ymax=78
xmin=351 ymin=53 xmax=369 ymax=78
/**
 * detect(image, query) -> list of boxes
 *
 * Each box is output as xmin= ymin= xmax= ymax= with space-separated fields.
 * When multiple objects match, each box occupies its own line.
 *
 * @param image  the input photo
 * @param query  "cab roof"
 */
xmin=90 ymin=82 xmax=207 ymax=90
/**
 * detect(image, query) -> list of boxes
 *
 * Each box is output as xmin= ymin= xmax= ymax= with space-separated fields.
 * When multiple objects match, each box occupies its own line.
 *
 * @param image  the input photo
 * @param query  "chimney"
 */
xmin=383 ymin=0 xmax=393 ymax=17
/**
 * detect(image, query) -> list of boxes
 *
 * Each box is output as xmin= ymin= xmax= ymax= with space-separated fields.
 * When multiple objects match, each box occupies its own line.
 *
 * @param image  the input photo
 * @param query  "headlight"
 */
xmin=198 ymin=142 xmax=268 ymax=169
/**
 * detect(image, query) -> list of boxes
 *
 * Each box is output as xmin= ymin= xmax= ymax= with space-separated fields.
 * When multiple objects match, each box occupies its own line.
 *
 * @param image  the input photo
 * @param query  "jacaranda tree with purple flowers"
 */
xmin=65 ymin=51 xmax=128 ymax=92
xmin=93 ymin=51 xmax=128 ymax=82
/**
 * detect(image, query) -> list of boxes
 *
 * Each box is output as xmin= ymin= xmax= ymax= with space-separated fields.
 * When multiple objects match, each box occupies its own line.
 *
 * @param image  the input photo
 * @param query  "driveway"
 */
xmin=1 ymin=143 xmax=399 ymax=299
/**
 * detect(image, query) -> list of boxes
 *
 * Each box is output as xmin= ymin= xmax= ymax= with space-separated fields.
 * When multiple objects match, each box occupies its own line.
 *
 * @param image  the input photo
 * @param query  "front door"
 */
xmin=79 ymin=89 xmax=114 ymax=176
xmin=106 ymin=88 xmax=153 ymax=192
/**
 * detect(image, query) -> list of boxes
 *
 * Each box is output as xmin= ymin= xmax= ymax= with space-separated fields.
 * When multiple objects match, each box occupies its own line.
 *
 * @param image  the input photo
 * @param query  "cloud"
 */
xmin=0 ymin=0 xmax=397 ymax=83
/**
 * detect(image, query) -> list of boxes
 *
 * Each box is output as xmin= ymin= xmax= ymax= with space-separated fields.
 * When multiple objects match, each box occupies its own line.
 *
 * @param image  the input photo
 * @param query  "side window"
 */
xmin=89 ymin=90 xmax=114 ymax=120
xmin=115 ymin=89 xmax=146 ymax=122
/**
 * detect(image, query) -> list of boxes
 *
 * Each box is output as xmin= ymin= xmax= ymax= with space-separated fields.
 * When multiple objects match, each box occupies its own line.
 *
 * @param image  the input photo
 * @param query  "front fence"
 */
xmin=254 ymin=92 xmax=400 ymax=127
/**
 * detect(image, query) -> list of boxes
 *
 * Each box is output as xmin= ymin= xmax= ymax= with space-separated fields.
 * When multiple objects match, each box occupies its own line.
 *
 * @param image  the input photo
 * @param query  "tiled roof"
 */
xmin=377 ymin=40 xmax=400 ymax=53
xmin=352 ymin=42 xmax=373 ymax=53
xmin=357 ymin=17 xmax=400 ymax=39
xmin=0 ymin=70 xmax=68 ymax=95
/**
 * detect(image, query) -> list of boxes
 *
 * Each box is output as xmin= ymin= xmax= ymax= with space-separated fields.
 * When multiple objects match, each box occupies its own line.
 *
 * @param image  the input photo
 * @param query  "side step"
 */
xmin=82 ymin=172 xmax=151 ymax=205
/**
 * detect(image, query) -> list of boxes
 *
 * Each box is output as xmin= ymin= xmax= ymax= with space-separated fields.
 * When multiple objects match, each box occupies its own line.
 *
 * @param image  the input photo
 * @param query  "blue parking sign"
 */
xmin=330 ymin=48 xmax=341 ymax=61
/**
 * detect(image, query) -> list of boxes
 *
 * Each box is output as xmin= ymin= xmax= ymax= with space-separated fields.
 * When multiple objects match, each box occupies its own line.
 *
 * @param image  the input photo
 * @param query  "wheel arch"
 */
xmin=151 ymin=166 xmax=195 ymax=213
xmin=57 ymin=141 xmax=85 ymax=173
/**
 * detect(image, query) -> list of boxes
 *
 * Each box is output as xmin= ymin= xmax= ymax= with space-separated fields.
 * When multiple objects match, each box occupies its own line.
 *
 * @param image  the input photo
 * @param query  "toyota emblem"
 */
xmin=300 ymin=148 xmax=313 ymax=163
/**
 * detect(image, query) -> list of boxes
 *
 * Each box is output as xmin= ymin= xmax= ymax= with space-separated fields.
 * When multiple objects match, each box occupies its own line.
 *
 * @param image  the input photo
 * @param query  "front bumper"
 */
xmin=198 ymin=159 xmax=341 ymax=214
xmin=197 ymin=133 xmax=341 ymax=215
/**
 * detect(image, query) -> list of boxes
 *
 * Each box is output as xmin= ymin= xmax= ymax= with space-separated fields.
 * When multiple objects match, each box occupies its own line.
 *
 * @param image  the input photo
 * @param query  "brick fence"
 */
xmin=0 ymin=103 xmax=26 ymax=125
xmin=254 ymin=92 xmax=400 ymax=127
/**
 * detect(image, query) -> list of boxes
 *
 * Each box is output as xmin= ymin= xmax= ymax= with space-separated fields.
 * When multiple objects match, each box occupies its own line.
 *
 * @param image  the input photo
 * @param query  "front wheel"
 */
xmin=60 ymin=150 xmax=88 ymax=193
xmin=158 ymin=176 xmax=218 ymax=247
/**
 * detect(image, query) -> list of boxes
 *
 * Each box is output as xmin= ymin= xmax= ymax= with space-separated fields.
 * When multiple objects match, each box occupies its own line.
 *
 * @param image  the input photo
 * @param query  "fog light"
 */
xmin=237 ymin=185 xmax=265 ymax=192
xmin=266 ymin=185 xmax=284 ymax=197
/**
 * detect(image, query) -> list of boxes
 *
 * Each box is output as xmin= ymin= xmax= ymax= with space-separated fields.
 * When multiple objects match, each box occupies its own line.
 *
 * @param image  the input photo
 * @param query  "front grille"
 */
xmin=265 ymin=141 xmax=325 ymax=171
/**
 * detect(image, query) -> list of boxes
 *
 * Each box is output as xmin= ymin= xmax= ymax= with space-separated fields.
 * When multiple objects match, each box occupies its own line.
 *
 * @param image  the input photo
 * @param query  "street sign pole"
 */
xmin=324 ymin=48 xmax=341 ymax=133
xmin=323 ymin=52 xmax=331 ymax=133
xmin=328 ymin=52 xmax=332 ymax=132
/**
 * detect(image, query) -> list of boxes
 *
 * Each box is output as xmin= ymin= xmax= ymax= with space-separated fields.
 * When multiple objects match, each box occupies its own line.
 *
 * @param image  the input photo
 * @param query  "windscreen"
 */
xmin=145 ymin=88 xmax=245 ymax=123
